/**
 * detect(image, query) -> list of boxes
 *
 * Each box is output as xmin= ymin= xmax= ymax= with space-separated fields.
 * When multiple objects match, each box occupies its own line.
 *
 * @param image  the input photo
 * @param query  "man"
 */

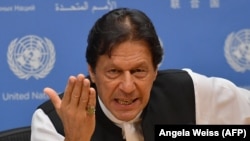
xmin=31 ymin=8 xmax=250 ymax=141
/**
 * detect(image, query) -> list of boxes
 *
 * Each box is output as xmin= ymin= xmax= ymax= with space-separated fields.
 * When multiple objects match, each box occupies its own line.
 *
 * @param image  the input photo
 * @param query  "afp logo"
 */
xmin=224 ymin=29 xmax=250 ymax=73
xmin=7 ymin=35 xmax=56 ymax=80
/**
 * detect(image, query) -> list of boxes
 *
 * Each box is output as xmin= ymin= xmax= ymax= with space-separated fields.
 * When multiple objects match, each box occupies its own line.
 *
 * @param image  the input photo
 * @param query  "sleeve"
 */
xmin=31 ymin=109 xmax=65 ymax=141
xmin=183 ymin=68 xmax=250 ymax=124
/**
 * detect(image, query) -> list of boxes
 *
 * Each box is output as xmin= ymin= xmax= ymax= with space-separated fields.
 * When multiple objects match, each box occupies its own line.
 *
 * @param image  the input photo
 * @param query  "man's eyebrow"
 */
xmin=106 ymin=61 xmax=149 ymax=69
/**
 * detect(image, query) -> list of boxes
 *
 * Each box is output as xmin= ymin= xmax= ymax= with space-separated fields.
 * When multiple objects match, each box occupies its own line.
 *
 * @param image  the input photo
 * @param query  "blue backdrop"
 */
xmin=1 ymin=0 xmax=250 ymax=131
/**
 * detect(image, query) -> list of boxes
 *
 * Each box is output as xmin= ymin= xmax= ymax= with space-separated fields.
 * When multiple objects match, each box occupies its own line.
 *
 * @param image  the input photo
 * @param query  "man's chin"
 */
xmin=112 ymin=111 xmax=140 ymax=122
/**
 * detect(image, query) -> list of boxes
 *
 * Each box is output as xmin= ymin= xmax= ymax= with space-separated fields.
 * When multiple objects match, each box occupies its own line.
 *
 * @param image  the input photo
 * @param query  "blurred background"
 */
xmin=0 ymin=0 xmax=249 ymax=131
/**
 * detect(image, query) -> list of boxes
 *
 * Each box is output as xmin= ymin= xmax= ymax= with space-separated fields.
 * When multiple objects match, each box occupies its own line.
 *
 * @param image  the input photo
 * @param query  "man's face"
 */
xmin=89 ymin=40 xmax=157 ymax=121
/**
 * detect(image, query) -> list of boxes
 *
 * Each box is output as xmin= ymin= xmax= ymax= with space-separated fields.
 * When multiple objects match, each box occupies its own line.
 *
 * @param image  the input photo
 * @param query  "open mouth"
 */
xmin=115 ymin=98 xmax=138 ymax=105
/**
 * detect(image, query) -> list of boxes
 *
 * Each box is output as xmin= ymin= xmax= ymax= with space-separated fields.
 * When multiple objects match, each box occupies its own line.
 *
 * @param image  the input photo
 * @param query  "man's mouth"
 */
xmin=115 ymin=98 xmax=138 ymax=105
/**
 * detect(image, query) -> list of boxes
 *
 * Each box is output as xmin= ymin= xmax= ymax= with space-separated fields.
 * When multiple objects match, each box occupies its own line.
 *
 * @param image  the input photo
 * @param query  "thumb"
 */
xmin=44 ymin=87 xmax=62 ymax=110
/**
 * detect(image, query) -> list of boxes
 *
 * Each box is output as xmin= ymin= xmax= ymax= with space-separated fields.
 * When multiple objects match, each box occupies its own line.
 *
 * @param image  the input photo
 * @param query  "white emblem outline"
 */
xmin=224 ymin=29 xmax=250 ymax=73
xmin=7 ymin=35 xmax=56 ymax=80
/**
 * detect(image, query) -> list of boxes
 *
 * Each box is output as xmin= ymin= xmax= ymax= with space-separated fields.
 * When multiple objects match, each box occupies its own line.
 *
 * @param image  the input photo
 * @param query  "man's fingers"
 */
xmin=70 ymin=74 xmax=85 ymax=106
xmin=62 ymin=76 xmax=76 ymax=104
xmin=87 ymin=87 xmax=96 ymax=116
xmin=43 ymin=87 xmax=61 ymax=109
xmin=79 ymin=79 xmax=91 ymax=110
xmin=88 ymin=88 xmax=96 ymax=107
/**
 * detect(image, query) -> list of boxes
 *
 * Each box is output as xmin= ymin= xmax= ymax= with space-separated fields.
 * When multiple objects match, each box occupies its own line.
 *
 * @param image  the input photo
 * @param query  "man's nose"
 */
xmin=119 ymin=72 xmax=136 ymax=94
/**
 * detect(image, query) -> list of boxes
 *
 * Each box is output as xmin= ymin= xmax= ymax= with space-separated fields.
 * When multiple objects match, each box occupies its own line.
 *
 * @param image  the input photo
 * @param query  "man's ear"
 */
xmin=153 ymin=69 xmax=158 ymax=81
xmin=88 ymin=65 xmax=96 ymax=83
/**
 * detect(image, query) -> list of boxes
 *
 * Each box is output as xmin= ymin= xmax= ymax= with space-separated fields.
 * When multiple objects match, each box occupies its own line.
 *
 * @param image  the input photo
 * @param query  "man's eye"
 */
xmin=106 ymin=69 xmax=120 ymax=78
xmin=131 ymin=69 xmax=147 ymax=77
xmin=131 ymin=69 xmax=144 ymax=73
xmin=108 ymin=69 xmax=119 ymax=74
xmin=137 ymin=69 xmax=145 ymax=72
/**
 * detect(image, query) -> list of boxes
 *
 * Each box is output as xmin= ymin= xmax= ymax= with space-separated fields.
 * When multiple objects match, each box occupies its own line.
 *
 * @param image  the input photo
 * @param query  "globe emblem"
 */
xmin=7 ymin=35 xmax=56 ymax=79
xmin=224 ymin=29 xmax=250 ymax=72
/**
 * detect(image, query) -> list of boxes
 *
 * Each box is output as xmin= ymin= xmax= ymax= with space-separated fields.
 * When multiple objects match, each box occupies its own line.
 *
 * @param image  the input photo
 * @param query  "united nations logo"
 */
xmin=224 ymin=29 xmax=250 ymax=72
xmin=7 ymin=35 xmax=56 ymax=79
